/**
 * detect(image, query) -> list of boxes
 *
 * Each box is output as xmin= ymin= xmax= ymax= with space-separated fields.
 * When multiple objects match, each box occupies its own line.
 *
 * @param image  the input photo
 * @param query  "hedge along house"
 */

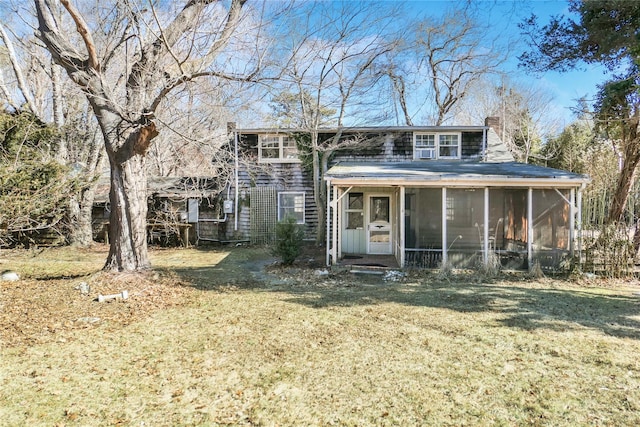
xmin=323 ymin=118 xmax=590 ymax=271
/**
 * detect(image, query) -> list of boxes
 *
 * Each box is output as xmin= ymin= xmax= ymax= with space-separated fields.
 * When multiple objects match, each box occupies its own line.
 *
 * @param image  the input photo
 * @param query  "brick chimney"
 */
xmin=484 ymin=116 xmax=502 ymax=140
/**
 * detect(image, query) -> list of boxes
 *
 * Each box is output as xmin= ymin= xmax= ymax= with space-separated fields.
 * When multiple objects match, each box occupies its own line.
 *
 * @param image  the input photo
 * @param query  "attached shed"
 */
xmin=92 ymin=176 xmax=228 ymax=246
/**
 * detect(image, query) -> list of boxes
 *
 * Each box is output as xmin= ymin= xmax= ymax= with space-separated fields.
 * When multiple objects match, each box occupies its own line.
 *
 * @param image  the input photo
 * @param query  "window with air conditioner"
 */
xmin=414 ymin=132 xmax=461 ymax=160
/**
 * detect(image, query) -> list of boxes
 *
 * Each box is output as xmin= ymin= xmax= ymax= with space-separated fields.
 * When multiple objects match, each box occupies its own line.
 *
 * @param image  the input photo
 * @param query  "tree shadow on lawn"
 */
xmin=162 ymin=246 xmax=281 ymax=290
xmin=284 ymin=279 xmax=640 ymax=340
xmin=165 ymin=247 xmax=640 ymax=340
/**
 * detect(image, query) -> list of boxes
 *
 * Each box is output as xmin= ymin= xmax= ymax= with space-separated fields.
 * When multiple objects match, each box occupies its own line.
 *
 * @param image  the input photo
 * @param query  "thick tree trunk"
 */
xmin=68 ymin=187 xmax=97 ymax=247
xmin=606 ymin=146 xmax=640 ymax=225
xmin=311 ymin=132 xmax=326 ymax=244
xmin=633 ymin=220 xmax=640 ymax=261
xmin=104 ymin=153 xmax=150 ymax=271
xmin=317 ymin=150 xmax=332 ymax=244
xmin=35 ymin=0 xmax=245 ymax=272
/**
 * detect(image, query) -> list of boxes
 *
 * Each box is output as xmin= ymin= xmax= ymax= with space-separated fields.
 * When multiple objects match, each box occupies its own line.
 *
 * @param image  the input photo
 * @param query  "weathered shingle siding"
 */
xmin=461 ymin=131 xmax=484 ymax=158
xmin=331 ymin=132 xmax=413 ymax=163
xmin=231 ymin=160 xmax=317 ymax=240
xmin=330 ymin=130 xmax=485 ymax=163
xmin=392 ymin=132 xmax=413 ymax=157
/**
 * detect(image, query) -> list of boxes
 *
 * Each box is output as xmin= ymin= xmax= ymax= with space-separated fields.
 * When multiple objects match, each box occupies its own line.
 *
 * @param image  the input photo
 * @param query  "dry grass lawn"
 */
xmin=1 ymin=245 xmax=640 ymax=426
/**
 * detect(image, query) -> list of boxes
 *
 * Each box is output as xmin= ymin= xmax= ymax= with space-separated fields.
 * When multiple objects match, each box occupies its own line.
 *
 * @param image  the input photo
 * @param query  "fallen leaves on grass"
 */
xmin=0 ymin=270 xmax=195 ymax=348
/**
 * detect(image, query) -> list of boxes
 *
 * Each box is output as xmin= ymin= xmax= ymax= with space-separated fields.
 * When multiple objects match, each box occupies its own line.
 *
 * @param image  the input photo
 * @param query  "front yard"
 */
xmin=1 ymin=245 xmax=639 ymax=425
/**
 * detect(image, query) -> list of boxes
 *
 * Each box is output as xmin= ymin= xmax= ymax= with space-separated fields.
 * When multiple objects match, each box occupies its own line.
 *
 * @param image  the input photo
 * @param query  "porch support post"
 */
xmin=326 ymin=179 xmax=332 ymax=266
xmin=400 ymin=186 xmax=405 ymax=268
xmin=577 ymin=184 xmax=584 ymax=263
xmin=569 ymin=188 xmax=576 ymax=258
xmin=331 ymin=184 xmax=339 ymax=266
xmin=527 ymin=187 xmax=533 ymax=269
xmin=484 ymin=187 xmax=489 ymax=265
xmin=337 ymin=187 xmax=343 ymax=261
xmin=442 ymin=187 xmax=447 ymax=266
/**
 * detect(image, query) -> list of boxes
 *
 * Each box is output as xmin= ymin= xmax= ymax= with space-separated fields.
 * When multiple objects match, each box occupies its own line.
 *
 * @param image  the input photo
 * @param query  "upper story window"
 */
xmin=259 ymin=134 xmax=300 ymax=163
xmin=414 ymin=132 xmax=461 ymax=160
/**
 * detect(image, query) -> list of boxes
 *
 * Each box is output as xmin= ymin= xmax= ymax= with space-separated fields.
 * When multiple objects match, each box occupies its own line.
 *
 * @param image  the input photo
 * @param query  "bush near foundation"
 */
xmin=273 ymin=217 xmax=304 ymax=265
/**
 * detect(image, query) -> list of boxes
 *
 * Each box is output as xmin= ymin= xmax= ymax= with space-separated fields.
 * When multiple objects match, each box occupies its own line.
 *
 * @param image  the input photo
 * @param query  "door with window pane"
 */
xmin=342 ymin=192 xmax=365 ymax=253
xmin=367 ymin=195 xmax=392 ymax=254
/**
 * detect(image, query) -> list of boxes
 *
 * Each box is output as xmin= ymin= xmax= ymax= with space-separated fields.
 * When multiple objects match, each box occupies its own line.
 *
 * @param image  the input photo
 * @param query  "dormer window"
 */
xmin=414 ymin=132 xmax=461 ymax=160
xmin=258 ymin=134 xmax=300 ymax=163
xmin=415 ymin=134 xmax=436 ymax=159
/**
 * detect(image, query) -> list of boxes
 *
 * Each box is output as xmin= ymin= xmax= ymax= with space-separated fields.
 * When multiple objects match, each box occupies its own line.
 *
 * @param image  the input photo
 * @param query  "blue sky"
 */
xmin=507 ymin=0 xmax=608 ymax=120
xmin=406 ymin=0 xmax=609 ymax=124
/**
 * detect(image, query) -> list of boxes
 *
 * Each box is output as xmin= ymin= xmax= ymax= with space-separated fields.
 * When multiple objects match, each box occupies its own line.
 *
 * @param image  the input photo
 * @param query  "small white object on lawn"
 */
xmin=1 ymin=271 xmax=19 ymax=282
xmin=97 ymin=290 xmax=129 ymax=303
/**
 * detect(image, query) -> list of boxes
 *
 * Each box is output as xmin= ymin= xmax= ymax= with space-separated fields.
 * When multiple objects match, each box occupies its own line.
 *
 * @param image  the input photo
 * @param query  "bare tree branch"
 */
xmin=59 ymin=0 xmax=100 ymax=72
xmin=0 ymin=22 xmax=38 ymax=115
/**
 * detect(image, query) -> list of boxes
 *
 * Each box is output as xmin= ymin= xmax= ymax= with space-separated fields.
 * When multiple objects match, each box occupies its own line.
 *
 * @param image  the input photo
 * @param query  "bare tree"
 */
xmin=268 ymin=0 xmax=402 ymax=242
xmin=451 ymin=76 xmax=563 ymax=162
xmin=0 ymin=23 xmax=40 ymax=116
xmin=32 ymin=0 xmax=262 ymax=271
xmin=387 ymin=2 xmax=512 ymax=126
xmin=494 ymin=81 xmax=562 ymax=163
xmin=0 ymin=7 xmax=107 ymax=247
xmin=146 ymin=79 xmax=236 ymax=178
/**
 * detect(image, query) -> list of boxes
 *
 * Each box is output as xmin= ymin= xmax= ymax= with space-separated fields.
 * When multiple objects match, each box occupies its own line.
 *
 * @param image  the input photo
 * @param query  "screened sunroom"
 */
xmin=325 ymin=161 xmax=589 ymax=271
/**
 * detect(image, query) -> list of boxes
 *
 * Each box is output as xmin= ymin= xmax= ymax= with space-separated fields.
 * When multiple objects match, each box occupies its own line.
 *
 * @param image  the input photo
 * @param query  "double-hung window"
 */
xmin=278 ymin=192 xmax=305 ymax=224
xmin=414 ymin=132 xmax=461 ymax=160
xmin=415 ymin=134 xmax=436 ymax=159
xmin=438 ymin=134 xmax=459 ymax=158
xmin=259 ymin=134 xmax=299 ymax=162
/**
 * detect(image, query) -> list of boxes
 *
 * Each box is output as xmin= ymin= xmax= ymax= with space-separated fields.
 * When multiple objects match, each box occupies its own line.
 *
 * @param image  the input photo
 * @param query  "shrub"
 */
xmin=273 ymin=217 xmax=304 ymax=265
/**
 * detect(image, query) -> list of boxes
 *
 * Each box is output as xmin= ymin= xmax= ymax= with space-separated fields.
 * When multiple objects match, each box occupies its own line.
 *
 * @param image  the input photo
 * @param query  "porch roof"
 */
xmin=325 ymin=161 xmax=590 ymax=188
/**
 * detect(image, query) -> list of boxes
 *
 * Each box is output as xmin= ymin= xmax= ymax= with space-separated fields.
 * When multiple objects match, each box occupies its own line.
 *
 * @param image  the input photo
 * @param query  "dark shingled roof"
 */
xmin=325 ymin=161 xmax=589 ymax=186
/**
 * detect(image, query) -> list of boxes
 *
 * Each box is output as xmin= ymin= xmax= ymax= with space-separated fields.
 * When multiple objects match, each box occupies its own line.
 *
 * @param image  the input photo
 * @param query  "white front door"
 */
xmin=367 ymin=195 xmax=392 ymax=254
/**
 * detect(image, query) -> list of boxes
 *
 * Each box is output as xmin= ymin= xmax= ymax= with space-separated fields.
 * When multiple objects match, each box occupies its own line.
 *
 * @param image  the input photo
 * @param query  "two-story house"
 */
xmin=229 ymin=117 xmax=589 ymax=271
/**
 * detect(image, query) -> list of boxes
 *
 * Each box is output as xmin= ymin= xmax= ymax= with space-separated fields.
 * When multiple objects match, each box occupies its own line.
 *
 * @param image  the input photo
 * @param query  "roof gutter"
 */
xmin=325 ymin=176 xmax=591 ymax=188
